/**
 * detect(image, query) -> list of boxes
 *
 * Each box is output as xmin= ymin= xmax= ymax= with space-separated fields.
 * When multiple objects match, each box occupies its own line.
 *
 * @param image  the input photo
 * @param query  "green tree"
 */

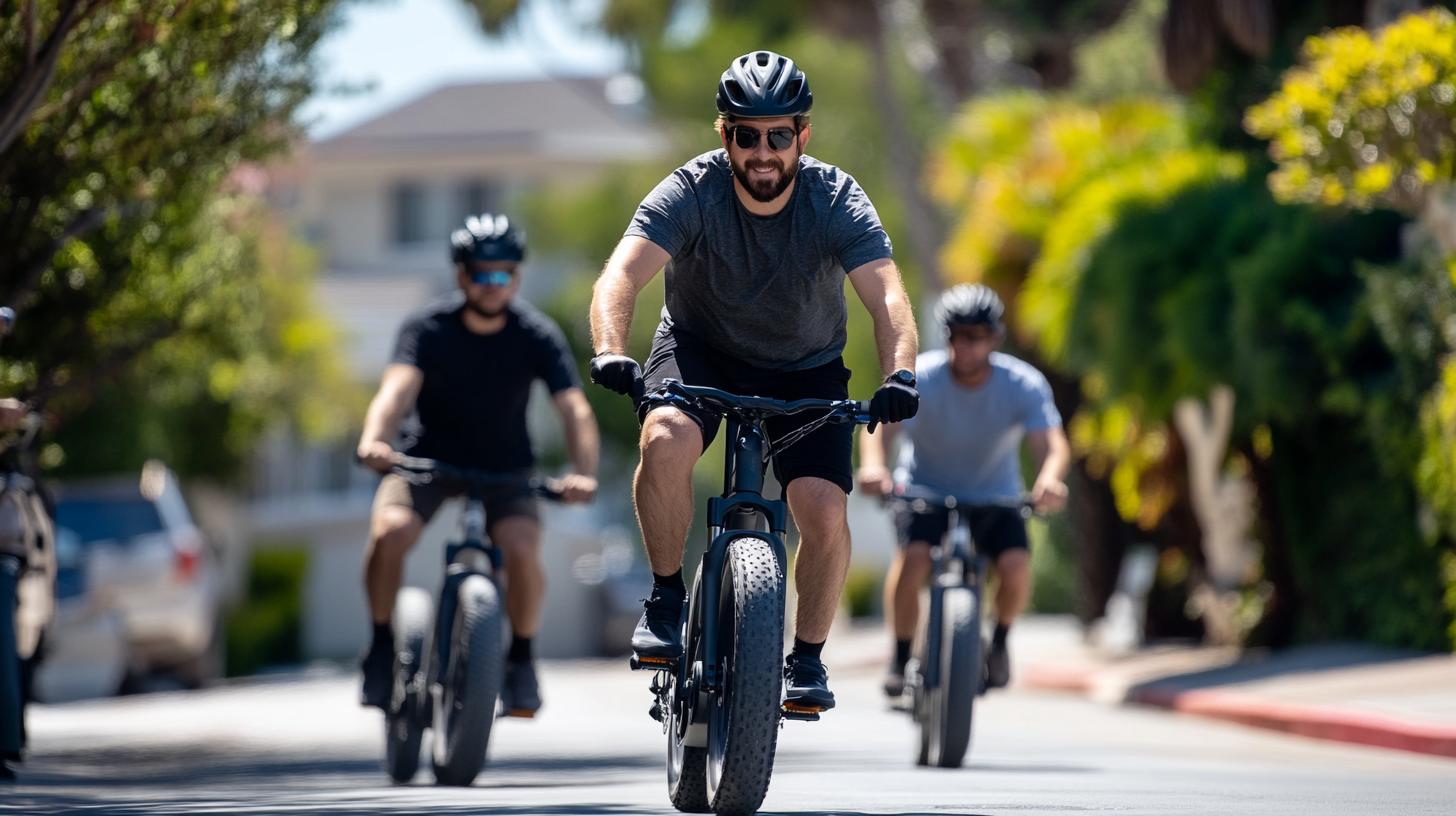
xmin=1244 ymin=6 xmax=1456 ymax=643
xmin=0 ymin=1 xmax=354 ymax=477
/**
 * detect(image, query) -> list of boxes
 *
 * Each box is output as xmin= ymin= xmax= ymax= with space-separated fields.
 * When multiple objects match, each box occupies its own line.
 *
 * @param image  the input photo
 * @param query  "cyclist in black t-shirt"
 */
xmin=355 ymin=213 xmax=600 ymax=716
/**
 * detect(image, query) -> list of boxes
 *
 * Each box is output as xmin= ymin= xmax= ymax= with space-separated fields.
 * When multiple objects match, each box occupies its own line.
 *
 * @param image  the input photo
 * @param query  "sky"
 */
xmin=301 ymin=0 xmax=629 ymax=139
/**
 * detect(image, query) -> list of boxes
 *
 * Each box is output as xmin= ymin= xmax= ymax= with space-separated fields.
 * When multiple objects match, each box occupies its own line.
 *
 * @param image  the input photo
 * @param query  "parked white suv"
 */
xmin=51 ymin=461 xmax=220 ymax=689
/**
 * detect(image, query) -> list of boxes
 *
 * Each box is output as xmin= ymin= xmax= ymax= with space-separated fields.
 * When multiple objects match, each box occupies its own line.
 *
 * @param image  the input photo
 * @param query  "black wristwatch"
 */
xmin=887 ymin=369 xmax=916 ymax=387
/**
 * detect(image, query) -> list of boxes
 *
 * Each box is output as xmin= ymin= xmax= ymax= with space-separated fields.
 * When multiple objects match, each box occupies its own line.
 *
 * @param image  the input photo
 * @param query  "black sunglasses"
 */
xmin=727 ymin=125 xmax=799 ymax=152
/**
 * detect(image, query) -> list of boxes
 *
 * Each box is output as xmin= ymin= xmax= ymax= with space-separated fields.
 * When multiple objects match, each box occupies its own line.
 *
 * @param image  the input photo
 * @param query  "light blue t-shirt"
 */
xmin=894 ymin=350 xmax=1062 ymax=502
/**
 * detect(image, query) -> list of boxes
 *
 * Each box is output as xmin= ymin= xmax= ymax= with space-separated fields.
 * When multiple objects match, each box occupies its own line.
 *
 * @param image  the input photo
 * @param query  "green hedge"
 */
xmin=224 ymin=545 xmax=307 ymax=676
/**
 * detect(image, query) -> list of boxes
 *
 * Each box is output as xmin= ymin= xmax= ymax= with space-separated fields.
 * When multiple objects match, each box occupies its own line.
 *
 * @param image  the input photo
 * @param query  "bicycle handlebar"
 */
xmin=382 ymin=454 xmax=565 ymax=501
xmin=648 ymin=379 xmax=873 ymax=424
xmin=885 ymin=491 xmax=1037 ymax=519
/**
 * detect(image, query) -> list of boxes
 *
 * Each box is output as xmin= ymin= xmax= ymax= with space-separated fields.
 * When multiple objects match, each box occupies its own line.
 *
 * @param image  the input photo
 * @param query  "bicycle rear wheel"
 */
xmin=668 ymin=571 xmax=710 ymax=813
xmin=431 ymin=574 xmax=504 ymax=786
xmin=705 ymin=536 xmax=784 ymax=816
xmin=385 ymin=587 xmax=432 ymax=783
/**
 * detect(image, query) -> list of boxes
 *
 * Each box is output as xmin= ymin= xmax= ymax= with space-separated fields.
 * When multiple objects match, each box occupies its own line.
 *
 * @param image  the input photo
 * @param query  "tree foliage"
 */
xmin=43 ymin=192 xmax=362 ymax=479
xmin=0 ymin=0 xmax=352 ymax=477
xmin=1244 ymin=7 xmax=1456 ymax=212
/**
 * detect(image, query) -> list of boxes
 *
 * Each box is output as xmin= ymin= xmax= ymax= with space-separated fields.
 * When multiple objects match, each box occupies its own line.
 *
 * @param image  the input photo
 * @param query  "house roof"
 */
xmin=314 ymin=75 xmax=666 ymax=161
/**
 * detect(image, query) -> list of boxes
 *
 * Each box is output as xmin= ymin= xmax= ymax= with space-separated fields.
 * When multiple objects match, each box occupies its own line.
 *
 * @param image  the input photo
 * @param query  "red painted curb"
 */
xmin=1130 ymin=687 xmax=1456 ymax=760
xmin=1020 ymin=664 xmax=1094 ymax=694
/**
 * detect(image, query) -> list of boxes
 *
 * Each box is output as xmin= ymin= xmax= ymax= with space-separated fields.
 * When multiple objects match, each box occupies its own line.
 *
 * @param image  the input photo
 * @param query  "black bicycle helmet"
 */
xmin=449 ymin=213 xmax=526 ymax=264
xmin=716 ymin=50 xmax=813 ymax=118
xmin=935 ymin=284 xmax=1005 ymax=330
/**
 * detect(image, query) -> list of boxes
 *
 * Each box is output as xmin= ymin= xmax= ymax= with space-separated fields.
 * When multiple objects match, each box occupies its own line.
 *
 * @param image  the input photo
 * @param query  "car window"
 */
xmin=54 ymin=498 xmax=165 ymax=544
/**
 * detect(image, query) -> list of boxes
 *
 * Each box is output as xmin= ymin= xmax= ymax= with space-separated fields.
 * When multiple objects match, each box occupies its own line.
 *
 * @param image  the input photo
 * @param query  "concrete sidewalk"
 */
xmin=825 ymin=615 xmax=1456 ymax=759
xmin=1012 ymin=616 xmax=1456 ymax=760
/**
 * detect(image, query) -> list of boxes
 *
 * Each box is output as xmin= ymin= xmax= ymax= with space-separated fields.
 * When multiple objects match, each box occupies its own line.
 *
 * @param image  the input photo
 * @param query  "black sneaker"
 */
xmin=783 ymin=654 xmax=836 ymax=712
xmin=985 ymin=639 xmax=1010 ymax=689
xmin=630 ymin=585 xmax=685 ymax=667
xmin=882 ymin=664 xmax=907 ymax=699
xmin=500 ymin=659 xmax=542 ymax=718
xmin=359 ymin=639 xmax=393 ymax=709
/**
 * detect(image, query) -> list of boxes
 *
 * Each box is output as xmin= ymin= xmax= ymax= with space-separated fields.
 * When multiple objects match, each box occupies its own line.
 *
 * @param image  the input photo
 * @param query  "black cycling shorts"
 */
xmin=638 ymin=323 xmax=854 ymax=494
xmin=373 ymin=472 xmax=539 ymax=528
xmin=894 ymin=504 xmax=1029 ymax=561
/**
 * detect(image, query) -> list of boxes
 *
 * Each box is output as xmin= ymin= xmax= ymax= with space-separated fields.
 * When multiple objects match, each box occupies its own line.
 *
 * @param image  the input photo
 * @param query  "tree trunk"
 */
xmin=860 ymin=2 xmax=949 ymax=303
xmin=1241 ymin=436 xmax=1297 ymax=647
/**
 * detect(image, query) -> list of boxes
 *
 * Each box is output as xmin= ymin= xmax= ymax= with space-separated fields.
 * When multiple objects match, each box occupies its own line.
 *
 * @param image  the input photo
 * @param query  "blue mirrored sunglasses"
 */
xmin=469 ymin=269 xmax=514 ymax=287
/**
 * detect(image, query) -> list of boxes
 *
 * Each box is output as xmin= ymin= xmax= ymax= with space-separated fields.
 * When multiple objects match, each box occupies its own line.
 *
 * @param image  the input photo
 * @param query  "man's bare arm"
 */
xmin=589 ymin=236 xmax=671 ymax=355
xmin=847 ymin=257 xmax=918 ymax=375
xmin=357 ymin=364 xmax=424 ymax=471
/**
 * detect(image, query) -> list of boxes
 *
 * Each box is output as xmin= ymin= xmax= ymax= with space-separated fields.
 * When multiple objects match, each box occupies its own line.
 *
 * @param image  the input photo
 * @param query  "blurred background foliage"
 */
xmin=0 ymin=0 xmax=361 ymax=481
xmin=6 ymin=0 xmax=1455 ymax=652
xmin=504 ymin=0 xmax=1456 ymax=650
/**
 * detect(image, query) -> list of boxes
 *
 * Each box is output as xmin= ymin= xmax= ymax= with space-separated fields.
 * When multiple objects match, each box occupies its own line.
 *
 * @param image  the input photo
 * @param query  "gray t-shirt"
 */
xmin=625 ymin=149 xmax=893 ymax=370
xmin=895 ymin=350 xmax=1062 ymax=503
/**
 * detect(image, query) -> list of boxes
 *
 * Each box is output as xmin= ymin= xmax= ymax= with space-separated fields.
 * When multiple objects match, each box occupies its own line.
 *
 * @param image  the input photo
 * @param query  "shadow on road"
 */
xmin=762 ymin=811 xmax=992 ymax=816
xmin=9 ymin=740 xmax=663 ymax=814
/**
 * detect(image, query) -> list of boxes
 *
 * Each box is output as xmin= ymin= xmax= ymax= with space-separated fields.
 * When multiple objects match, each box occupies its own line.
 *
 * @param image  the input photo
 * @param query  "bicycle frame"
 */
xmin=429 ymin=492 xmax=499 ymax=695
xmin=691 ymin=414 xmax=788 ymax=695
xmin=917 ymin=500 xmax=987 ymax=692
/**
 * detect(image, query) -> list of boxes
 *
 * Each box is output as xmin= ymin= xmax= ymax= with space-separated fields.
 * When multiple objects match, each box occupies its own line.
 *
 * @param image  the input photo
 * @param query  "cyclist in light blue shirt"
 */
xmin=858 ymin=284 xmax=1070 ymax=695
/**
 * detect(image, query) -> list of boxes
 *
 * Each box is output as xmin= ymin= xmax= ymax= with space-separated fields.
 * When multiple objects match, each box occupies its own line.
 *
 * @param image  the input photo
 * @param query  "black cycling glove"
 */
xmin=589 ymin=353 xmax=644 ymax=398
xmin=868 ymin=375 xmax=919 ymax=432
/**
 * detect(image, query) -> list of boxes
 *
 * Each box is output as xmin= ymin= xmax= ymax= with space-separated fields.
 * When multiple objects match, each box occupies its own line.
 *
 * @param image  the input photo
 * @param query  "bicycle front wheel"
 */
xmin=705 ymin=536 xmax=785 ymax=816
xmin=431 ymin=574 xmax=504 ymax=786
xmin=921 ymin=585 xmax=980 ymax=768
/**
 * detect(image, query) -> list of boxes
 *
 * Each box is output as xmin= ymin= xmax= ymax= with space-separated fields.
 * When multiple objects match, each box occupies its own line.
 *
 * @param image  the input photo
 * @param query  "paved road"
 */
xmin=8 ymin=656 xmax=1453 ymax=815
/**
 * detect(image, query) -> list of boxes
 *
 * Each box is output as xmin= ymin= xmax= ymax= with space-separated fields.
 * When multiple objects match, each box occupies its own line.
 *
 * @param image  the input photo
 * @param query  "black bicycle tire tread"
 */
xmin=432 ymin=575 xmax=504 ymax=786
xmin=936 ymin=587 xmax=978 ymax=768
xmin=669 ymin=744 xmax=712 ymax=812
xmin=708 ymin=536 xmax=785 ymax=816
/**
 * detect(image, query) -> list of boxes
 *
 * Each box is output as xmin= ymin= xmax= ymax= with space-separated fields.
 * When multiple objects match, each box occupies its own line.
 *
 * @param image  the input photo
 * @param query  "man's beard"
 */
xmin=464 ymin=297 xmax=507 ymax=319
xmin=731 ymin=151 xmax=799 ymax=203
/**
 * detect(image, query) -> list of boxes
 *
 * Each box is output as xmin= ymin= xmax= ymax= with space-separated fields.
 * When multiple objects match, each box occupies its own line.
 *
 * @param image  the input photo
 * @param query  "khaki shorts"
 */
xmin=372 ymin=472 xmax=539 ymax=528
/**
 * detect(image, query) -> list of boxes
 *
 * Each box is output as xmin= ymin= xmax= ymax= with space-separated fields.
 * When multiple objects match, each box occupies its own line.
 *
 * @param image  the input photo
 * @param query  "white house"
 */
xmin=250 ymin=75 xmax=665 ymax=661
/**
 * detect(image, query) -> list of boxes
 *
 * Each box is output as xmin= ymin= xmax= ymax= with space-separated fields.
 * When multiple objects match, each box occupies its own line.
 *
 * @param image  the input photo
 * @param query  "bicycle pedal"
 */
xmin=630 ymin=654 xmax=676 ymax=671
xmin=780 ymin=702 xmax=823 ymax=721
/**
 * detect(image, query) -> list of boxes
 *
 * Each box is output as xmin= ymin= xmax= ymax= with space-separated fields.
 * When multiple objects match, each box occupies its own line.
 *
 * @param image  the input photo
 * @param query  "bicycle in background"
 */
xmin=889 ymin=491 xmax=1033 ymax=768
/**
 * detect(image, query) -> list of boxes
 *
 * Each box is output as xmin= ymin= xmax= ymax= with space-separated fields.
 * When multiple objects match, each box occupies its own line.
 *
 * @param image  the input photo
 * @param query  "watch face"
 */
xmin=892 ymin=370 xmax=915 ymax=386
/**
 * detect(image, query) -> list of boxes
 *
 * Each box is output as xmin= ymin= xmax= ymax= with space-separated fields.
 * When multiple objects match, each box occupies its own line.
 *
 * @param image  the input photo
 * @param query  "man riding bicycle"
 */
xmin=355 ymin=213 xmax=599 ymax=717
xmin=587 ymin=50 xmax=920 ymax=713
xmin=857 ymin=284 xmax=1070 ymax=695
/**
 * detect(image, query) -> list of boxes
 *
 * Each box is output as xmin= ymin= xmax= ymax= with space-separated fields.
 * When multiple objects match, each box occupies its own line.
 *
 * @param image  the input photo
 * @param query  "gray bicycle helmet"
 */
xmin=450 ymin=213 xmax=526 ymax=264
xmin=716 ymin=50 xmax=813 ymax=118
xmin=935 ymin=284 xmax=1005 ymax=330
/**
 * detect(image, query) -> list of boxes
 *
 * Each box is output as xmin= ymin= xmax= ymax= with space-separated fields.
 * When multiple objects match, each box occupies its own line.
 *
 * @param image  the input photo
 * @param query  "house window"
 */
xmin=458 ymin=179 xmax=497 ymax=219
xmin=391 ymin=181 xmax=428 ymax=246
